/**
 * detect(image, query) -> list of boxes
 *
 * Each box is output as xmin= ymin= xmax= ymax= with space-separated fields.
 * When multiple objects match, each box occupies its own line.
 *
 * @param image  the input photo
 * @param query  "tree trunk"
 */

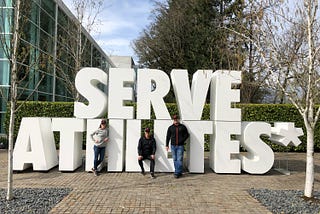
xmin=304 ymin=124 xmax=314 ymax=198
xmin=7 ymin=0 xmax=21 ymax=200
xmin=7 ymin=64 xmax=18 ymax=201
xmin=6 ymin=99 xmax=16 ymax=200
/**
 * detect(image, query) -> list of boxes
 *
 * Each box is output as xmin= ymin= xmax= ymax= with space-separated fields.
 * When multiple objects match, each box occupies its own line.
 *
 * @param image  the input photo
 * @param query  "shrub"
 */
xmin=0 ymin=135 xmax=8 ymax=149
xmin=4 ymin=102 xmax=318 ymax=152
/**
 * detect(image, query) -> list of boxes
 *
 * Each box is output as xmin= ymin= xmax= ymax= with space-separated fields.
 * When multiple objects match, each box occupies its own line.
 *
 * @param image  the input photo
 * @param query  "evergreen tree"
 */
xmin=133 ymin=0 xmax=245 ymax=74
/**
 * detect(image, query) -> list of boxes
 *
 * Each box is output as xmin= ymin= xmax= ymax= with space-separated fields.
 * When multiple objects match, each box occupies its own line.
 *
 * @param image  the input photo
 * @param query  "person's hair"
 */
xmin=99 ymin=120 xmax=107 ymax=128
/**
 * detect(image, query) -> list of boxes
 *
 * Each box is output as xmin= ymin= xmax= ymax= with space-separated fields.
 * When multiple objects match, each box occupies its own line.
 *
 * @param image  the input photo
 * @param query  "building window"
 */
xmin=40 ymin=0 xmax=55 ymax=18
xmin=0 ymin=60 xmax=9 ymax=85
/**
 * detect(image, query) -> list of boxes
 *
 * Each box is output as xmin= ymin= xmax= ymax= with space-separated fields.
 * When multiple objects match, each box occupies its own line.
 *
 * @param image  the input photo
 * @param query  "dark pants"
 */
xmin=94 ymin=145 xmax=106 ymax=170
xmin=138 ymin=155 xmax=155 ymax=173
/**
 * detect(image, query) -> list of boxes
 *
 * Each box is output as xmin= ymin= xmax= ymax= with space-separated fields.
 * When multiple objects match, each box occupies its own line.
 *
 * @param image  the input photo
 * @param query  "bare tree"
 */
xmin=6 ymin=0 xmax=21 ymax=200
xmin=0 ymin=0 xmax=104 ymax=200
xmin=56 ymin=0 xmax=104 ymax=101
xmin=261 ymin=1 xmax=320 ymax=198
xmin=235 ymin=0 xmax=275 ymax=103
xmin=227 ymin=0 xmax=320 ymax=198
xmin=0 ymin=0 xmax=46 ymax=200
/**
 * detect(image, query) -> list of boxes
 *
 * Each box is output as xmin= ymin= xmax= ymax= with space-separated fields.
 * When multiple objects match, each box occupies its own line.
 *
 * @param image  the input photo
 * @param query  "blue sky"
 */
xmin=63 ymin=0 xmax=159 ymax=62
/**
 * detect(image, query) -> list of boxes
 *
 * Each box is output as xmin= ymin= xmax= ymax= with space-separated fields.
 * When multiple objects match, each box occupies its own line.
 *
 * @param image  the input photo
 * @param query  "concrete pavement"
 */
xmin=0 ymin=150 xmax=319 ymax=213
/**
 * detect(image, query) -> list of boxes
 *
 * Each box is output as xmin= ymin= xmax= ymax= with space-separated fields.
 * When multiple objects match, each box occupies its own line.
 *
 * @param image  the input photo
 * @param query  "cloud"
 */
xmin=92 ymin=20 xmax=135 ymax=37
xmin=61 ymin=0 xmax=158 ymax=60
xmin=96 ymin=1 xmax=153 ymax=36
xmin=96 ymin=38 xmax=134 ymax=56
xmin=97 ymin=38 xmax=130 ymax=47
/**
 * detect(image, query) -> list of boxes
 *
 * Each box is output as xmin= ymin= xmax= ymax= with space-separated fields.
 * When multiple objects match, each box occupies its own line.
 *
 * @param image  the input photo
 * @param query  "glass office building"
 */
xmin=0 ymin=0 xmax=115 ymax=134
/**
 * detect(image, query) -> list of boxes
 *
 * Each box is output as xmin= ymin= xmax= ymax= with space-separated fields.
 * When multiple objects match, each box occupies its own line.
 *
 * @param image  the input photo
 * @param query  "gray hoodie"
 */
xmin=90 ymin=128 xmax=109 ymax=147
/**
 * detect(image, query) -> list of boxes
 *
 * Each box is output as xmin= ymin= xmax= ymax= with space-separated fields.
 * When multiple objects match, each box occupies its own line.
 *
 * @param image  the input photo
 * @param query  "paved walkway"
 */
xmin=0 ymin=150 xmax=319 ymax=213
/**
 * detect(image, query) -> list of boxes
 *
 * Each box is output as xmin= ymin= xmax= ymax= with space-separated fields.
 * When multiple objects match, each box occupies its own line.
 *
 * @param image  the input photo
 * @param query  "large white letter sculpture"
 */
xmin=125 ymin=120 xmax=142 ymax=171
xmin=184 ymin=121 xmax=213 ymax=173
xmin=137 ymin=69 xmax=171 ymax=119
xmin=13 ymin=118 xmax=58 ymax=171
xmin=86 ymin=119 xmax=126 ymax=172
xmin=210 ymin=70 xmax=242 ymax=173
xmin=126 ymin=120 xmax=176 ymax=173
xmin=171 ymin=69 xmax=212 ymax=120
xmin=108 ymin=68 xmax=135 ymax=119
xmin=238 ymin=122 xmax=274 ymax=174
xmin=108 ymin=119 xmax=125 ymax=171
xmin=12 ymin=68 xmax=304 ymax=175
xmin=170 ymin=69 xmax=214 ymax=173
xmin=74 ymin=67 xmax=108 ymax=118
xmin=154 ymin=120 xmax=175 ymax=172
xmin=270 ymin=122 xmax=304 ymax=146
xmin=51 ymin=118 xmax=85 ymax=171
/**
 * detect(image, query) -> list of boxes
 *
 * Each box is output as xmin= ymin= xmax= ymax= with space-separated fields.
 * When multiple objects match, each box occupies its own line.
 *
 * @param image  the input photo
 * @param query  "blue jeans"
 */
xmin=94 ymin=145 xmax=106 ymax=170
xmin=171 ymin=145 xmax=184 ymax=175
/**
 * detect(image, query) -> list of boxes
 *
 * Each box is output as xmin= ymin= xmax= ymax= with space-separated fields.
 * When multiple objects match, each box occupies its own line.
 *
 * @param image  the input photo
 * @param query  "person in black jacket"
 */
xmin=166 ymin=115 xmax=189 ymax=178
xmin=138 ymin=127 xmax=156 ymax=178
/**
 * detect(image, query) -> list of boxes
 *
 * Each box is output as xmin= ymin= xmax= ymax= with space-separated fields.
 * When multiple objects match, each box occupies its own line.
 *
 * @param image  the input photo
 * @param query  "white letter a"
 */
xmin=13 ymin=118 xmax=58 ymax=171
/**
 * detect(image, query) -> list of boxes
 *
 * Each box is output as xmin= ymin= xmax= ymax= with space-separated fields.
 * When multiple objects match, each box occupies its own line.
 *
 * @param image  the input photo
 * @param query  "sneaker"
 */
xmin=174 ymin=174 xmax=181 ymax=179
xmin=141 ymin=169 xmax=145 ymax=176
xmin=94 ymin=170 xmax=99 ymax=176
xmin=151 ymin=173 xmax=156 ymax=179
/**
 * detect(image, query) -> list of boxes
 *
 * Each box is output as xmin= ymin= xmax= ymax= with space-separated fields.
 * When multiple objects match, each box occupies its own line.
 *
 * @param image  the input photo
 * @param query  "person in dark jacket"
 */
xmin=166 ymin=115 xmax=189 ymax=178
xmin=138 ymin=127 xmax=157 ymax=178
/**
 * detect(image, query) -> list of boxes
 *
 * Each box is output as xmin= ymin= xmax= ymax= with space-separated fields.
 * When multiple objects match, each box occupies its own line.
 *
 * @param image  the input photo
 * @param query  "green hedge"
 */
xmin=4 ymin=102 xmax=74 ymax=149
xmin=237 ymin=104 xmax=311 ymax=152
xmin=5 ymin=102 xmax=74 ymax=138
xmin=4 ymin=102 xmax=319 ymax=152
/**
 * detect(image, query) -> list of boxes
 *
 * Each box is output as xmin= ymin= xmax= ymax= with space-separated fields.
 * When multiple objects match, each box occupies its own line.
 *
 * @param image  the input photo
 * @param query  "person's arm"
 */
xmin=90 ymin=130 xmax=97 ymax=142
xmin=137 ymin=137 xmax=143 ymax=156
xmin=103 ymin=129 xmax=109 ymax=142
xmin=152 ymin=137 xmax=156 ymax=155
xmin=165 ymin=126 xmax=172 ymax=151
xmin=166 ymin=126 xmax=171 ymax=147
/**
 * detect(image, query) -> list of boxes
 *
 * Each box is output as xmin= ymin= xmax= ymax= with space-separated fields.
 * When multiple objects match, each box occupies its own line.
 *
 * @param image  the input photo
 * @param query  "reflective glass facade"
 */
xmin=0 ymin=0 xmax=114 ymax=133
